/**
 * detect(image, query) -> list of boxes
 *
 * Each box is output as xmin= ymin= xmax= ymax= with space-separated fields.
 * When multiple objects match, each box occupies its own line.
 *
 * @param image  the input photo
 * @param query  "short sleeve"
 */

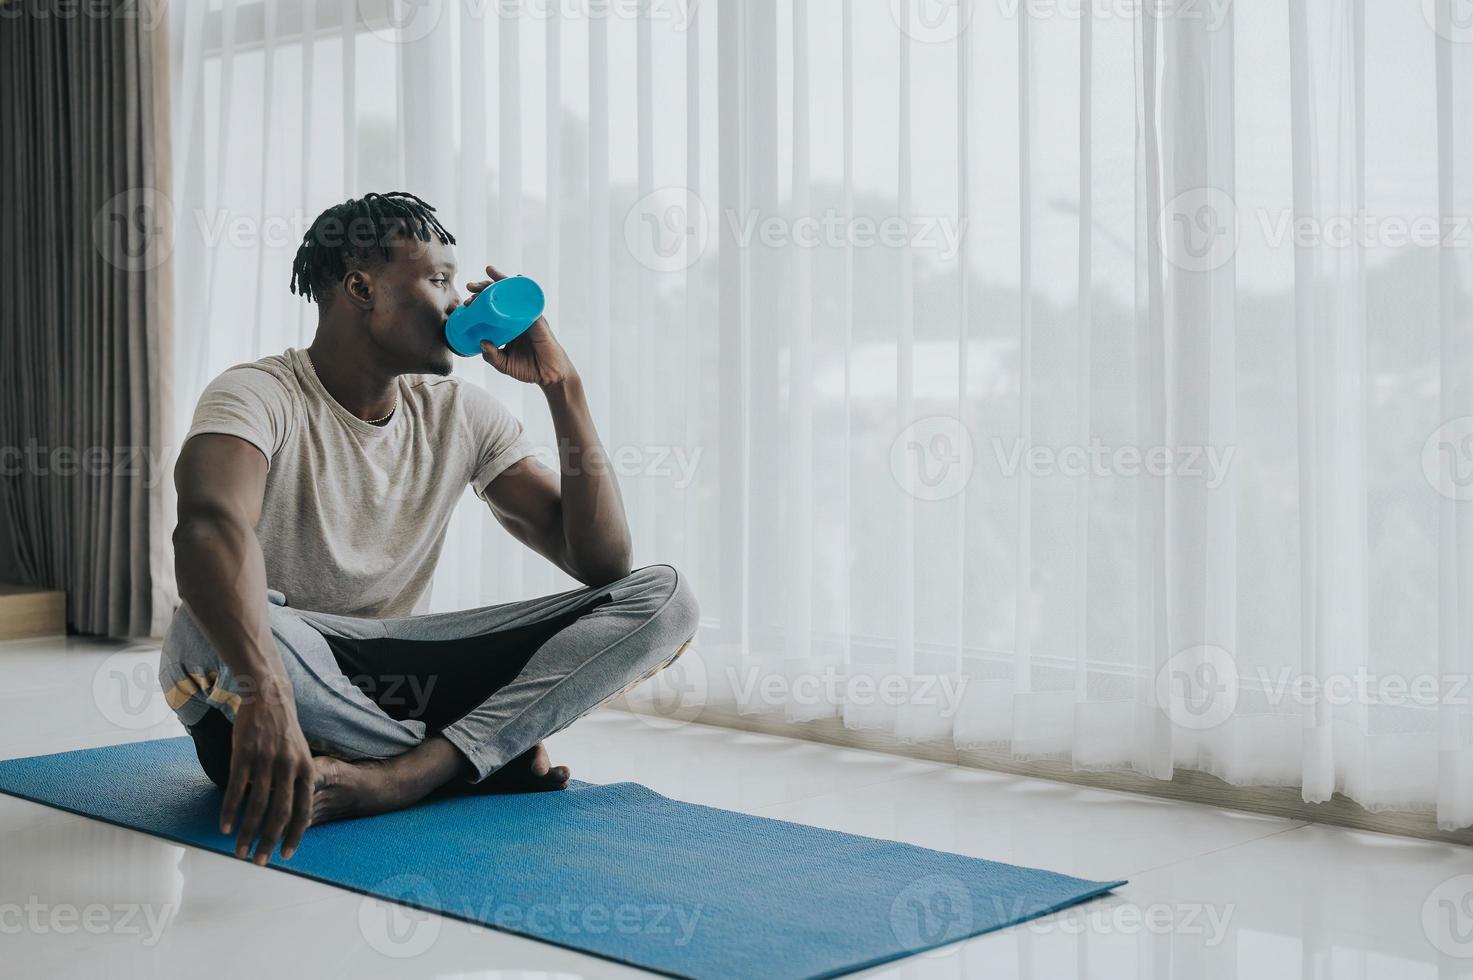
xmin=460 ymin=381 xmax=539 ymax=496
xmin=184 ymin=365 xmax=295 ymax=467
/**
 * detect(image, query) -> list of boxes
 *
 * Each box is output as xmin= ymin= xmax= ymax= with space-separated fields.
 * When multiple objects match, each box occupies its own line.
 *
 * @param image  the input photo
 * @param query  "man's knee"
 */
xmin=628 ymin=563 xmax=700 ymax=643
xmin=158 ymin=604 xmax=234 ymax=725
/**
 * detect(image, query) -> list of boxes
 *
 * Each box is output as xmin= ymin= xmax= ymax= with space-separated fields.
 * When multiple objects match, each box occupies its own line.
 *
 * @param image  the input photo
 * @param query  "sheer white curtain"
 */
xmin=167 ymin=0 xmax=1473 ymax=828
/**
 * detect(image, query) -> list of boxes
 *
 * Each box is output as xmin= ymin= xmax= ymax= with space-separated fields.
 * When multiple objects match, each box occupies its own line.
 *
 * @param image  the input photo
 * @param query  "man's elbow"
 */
xmin=574 ymin=552 xmax=634 ymax=588
xmin=173 ymin=514 xmax=214 ymax=558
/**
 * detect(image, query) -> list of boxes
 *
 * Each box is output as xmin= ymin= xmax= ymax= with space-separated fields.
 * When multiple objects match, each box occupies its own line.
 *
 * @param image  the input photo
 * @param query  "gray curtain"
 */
xmin=0 ymin=0 xmax=173 ymax=637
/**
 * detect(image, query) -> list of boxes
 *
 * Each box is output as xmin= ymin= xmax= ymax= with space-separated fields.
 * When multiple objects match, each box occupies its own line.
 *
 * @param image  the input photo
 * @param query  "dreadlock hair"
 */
xmin=289 ymin=191 xmax=457 ymax=305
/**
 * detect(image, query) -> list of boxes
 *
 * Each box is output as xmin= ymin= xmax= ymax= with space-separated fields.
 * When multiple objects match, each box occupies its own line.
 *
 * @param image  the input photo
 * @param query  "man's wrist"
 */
xmin=539 ymin=370 xmax=584 ymax=398
xmin=236 ymin=669 xmax=297 ymax=711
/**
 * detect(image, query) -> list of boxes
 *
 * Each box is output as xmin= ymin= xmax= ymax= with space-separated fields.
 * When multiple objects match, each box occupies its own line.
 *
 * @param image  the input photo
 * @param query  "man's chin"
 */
xmin=417 ymin=346 xmax=457 ymax=377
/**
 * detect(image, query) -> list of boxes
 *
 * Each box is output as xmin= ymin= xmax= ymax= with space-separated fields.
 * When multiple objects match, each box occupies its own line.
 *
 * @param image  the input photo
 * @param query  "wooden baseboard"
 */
xmin=610 ymin=701 xmax=1473 ymax=848
xmin=0 ymin=585 xmax=66 ymax=641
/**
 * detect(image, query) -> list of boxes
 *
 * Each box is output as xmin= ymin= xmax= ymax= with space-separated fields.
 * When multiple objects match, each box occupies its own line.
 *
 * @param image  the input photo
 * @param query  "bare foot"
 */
xmin=308 ymin=740 xmax=569 ymax=826
xmin=309 ymin=754 xmax=413 ymax=826
xmin=478 ymin=741 xmax=571 ymax=794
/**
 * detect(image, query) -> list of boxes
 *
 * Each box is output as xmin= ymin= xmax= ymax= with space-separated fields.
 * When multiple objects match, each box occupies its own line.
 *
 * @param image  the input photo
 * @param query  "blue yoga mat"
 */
xmin=0 ymin=737 xmax=1124 ymax=978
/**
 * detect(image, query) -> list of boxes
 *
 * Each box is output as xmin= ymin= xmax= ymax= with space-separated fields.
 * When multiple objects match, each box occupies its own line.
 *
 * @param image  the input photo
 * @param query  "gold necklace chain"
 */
xmin=365 ymin=394 xmax=398 ymax=425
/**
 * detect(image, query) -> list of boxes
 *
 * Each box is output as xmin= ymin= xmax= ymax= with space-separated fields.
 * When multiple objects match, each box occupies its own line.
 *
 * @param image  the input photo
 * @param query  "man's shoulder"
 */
xmin=401 ymin=374 xmax=528 ymax=463
xmin=402 ymin=371 xmax=509 ymax=420
xmin=187 ymin=351 xmax=303 ymax=463
xmin=204 ymin=350 xmax=300 ymax=398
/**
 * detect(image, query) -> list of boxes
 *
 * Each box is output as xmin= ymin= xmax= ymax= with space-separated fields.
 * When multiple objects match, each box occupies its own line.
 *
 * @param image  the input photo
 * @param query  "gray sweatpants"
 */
xmin=157 ymin=564 xmax=699 ymax=783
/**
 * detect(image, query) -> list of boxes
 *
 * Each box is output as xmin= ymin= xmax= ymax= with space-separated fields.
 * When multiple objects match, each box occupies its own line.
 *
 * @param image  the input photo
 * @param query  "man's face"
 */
xmin=363 ymin=235 xmax=461 ymax=376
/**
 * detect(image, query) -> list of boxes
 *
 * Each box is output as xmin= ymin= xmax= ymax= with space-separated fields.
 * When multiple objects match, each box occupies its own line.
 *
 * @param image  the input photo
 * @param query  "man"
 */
xmin=159 ymin=191 xmax=699 ymax=867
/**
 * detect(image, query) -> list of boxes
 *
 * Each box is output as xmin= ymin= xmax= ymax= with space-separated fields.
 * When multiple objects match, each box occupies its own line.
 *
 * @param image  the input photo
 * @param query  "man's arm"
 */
xmin=173 ymin=433 xmax=314 ymax=864
xmin=482 ymin=374 xmax=634 ymax=588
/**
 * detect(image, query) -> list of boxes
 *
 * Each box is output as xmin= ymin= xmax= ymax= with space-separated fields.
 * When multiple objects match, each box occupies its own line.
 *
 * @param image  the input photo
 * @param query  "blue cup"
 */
xmin=445 ymin=275 xmax=545 ymax=356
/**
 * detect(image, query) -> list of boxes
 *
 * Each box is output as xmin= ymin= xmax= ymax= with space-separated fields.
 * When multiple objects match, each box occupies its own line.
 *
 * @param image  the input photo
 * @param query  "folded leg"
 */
xmin=161 ymin=566 xmax=700 ymax=790
xmin=299 ymin=563 xmax=700 ymax=784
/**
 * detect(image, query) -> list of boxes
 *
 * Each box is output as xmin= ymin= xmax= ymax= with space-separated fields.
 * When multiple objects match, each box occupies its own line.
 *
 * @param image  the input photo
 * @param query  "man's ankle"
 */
xmin=389 ymin=736 xmax=472 ymax=798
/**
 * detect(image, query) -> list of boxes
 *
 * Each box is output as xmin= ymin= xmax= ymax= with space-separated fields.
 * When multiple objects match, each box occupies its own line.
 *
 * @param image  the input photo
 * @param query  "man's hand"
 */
xmin=220 ymin=679 xmax=315 ymax=865
xmin=466 ymin=263 xmax=577 ymax=387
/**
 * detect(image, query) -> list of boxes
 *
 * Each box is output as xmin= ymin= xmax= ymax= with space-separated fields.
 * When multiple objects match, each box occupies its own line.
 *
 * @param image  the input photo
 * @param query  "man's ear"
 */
xmin=342 ymin=269 xmax=374 ymax=310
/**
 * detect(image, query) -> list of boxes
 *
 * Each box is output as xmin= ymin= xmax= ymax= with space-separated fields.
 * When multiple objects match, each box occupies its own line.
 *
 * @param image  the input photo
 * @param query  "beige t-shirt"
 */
xmin=184 ymin=347 xmax=537 ymax=618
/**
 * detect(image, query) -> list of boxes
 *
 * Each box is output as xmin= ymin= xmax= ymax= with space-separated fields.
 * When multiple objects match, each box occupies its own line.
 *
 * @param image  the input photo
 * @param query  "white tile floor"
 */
xmin=3 ymin=636 xmax=1472 ymax=979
